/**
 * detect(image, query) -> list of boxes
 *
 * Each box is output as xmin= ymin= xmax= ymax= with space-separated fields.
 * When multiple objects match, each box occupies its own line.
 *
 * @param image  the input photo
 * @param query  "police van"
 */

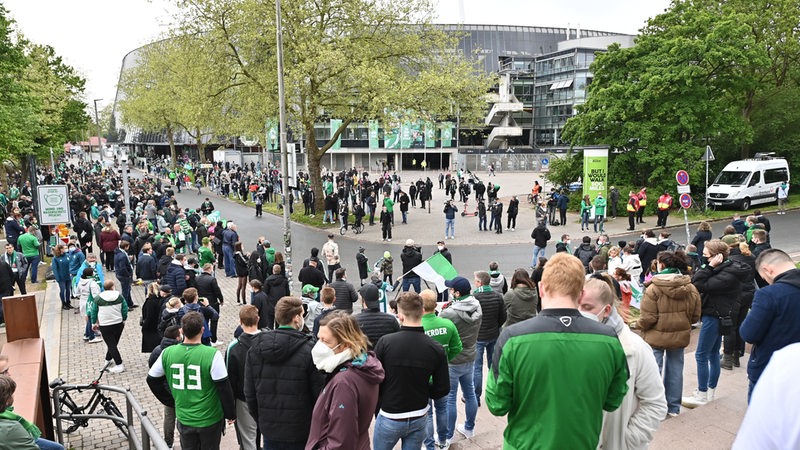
xmin=707 ymin=153 xmax=790 ymax=211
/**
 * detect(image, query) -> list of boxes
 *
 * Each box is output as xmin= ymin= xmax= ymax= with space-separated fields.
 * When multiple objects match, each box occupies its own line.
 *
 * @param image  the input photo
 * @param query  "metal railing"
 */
xmin=52 ymin=384 xmax=169 ymax=450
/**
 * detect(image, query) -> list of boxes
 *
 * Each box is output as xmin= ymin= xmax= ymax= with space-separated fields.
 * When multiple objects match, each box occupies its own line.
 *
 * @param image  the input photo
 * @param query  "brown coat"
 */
xmin=637 ymin=274 xmax=701 ymax=349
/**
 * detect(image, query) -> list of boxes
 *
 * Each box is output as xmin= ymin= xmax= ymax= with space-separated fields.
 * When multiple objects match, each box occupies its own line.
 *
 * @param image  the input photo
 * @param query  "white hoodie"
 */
xmin=75 ymin=277 xmax=101 ymax=316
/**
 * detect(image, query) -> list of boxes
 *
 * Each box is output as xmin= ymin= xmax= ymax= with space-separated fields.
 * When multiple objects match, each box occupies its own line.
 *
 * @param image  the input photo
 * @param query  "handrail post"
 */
xmin=51 ymin=387 xmax=65 ymax=445
xmin=127 ymin=395 xmax=135 ymax=450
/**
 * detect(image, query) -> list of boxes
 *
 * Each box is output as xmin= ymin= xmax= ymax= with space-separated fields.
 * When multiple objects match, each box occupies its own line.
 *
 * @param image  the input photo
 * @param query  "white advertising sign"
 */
xmin=37 ymin=185 xmax=71 ymax=225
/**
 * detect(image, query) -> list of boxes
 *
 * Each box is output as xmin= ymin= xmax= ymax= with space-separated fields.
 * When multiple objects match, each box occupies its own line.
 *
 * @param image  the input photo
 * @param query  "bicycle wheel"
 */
xmin=57 ymin=392 xmax=89 ymax=432
xmin=103 ymin=400 xmax=129 ymax=438
xmin=339 ymin=226 xmax=346 ymax=236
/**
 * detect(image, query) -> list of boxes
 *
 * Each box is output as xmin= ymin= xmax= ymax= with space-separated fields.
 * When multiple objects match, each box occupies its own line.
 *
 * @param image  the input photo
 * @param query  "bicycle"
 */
xmin=339 ymin=220 xmax=365 ymax=235
xmin=50 ymin=361 xmax=129 ymax=438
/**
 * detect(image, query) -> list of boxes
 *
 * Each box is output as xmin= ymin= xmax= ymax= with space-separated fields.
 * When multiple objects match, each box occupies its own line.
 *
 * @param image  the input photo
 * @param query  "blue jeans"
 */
xmin=323 ymin=210 xmax=333 ymax=223
xmin=474 ymin=340 xmax=496 ymax=401
xmin=447 ymin=362 xmax=477 ymax=440
xmin=223 ymin=245 xmax=235 ymax=277
xmin=84 ymin=315 xmax=96 ymax=340
xmin=118 ymin=276 xmax=133 ymax=307
xmin=532 ymin=245 xmax=546 ymax=267
xmin=57 ymin=280 xmax=72 ymax=307
xmin=594 ymin=214 xmax=605 ymax=232
xmin=35 ymin=438 xmax=65 ymax=450
xmin=402 ymin=276 xmax=421 ymax=293
xmin=653 ymin=347 xmax=684 ymax=414
xmin=695 ymin=315 xmax=721 ymax=392
xmin=445 ymin=218 xmax=455 ymax=238
xmin=581 ymin=211 xmax=590 ymax=229
xmin=26 ymin=255 xmax=40 ymax=283
xmin=478 ymin=216 xmax=487 ymax=230
xmin=424 ymin=396 xmax=449 ymax=450
xmin=748 ymin=378 xmax=755 ymax=404
xmin=372 ymin=414 xmax=428 ymax=450
xmin=402 ymin=210 xmax=408 ymax=223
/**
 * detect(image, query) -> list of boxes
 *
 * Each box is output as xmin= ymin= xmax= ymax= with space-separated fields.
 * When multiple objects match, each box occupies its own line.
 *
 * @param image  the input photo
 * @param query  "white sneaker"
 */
xmin=707 ymin=387 xmax=716 ymax=401
xmin=436 ymin=440 xmax=451 ymax=450
xmin=456 ymin=423 xmax=475 ymax=439
xmin=211 ymin=340 xmax=225 ymax=347
xmin=681 ymin=389 xmax=708 ymax=408
xmin=108 ymin=364 xmax=125 ymax=374
xmin=88 ymin=337 xmax=103 ymax=344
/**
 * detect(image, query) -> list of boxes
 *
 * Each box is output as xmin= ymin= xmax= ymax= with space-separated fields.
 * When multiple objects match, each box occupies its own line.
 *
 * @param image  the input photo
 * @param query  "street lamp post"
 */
xmin=93 ymin=99 xmax=104 ymax=166
xmin=276 ymin=0 xmax=293 ymax=288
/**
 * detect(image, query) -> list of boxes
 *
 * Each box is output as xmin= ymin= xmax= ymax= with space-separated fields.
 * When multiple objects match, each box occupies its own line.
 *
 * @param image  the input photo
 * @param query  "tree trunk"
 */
xmin=740 ymin=92 xmax=755 ymax=159
xmin=196 ymin=128 xmax=207 ymax=163
xmin=166 ymin=122 xmax=177 ymax=169
xmin=307 ymin=145 xmax=325 ymax=215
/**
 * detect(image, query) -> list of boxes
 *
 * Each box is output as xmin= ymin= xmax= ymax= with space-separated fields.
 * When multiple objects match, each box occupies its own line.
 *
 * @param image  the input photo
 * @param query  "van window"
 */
xmin=715 ymin=171 xmax=750 ymax=185
xmin=748 ymin=171 xmax=761 ymax=187
xmin=764 ymin=168 xmax=788 ymax=184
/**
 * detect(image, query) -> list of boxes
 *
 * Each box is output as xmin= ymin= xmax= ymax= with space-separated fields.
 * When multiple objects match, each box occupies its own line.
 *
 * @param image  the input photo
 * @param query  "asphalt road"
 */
xmin=168 ymin=184 xmax=800 ymax=288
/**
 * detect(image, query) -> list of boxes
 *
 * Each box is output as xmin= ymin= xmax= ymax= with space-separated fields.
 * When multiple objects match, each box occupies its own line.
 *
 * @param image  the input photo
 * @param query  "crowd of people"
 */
xmin=0 ymin=152 xmax=798 ymax=450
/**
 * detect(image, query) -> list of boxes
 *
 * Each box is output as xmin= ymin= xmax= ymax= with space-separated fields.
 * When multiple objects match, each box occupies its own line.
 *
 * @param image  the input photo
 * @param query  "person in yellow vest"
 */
xmin=626 ymin=191 xmax=639 ymax=231
xmin=636 ymin=188 xmax=648 ymax=224
xmin=657 ymin=191 xmax=673 ymax=229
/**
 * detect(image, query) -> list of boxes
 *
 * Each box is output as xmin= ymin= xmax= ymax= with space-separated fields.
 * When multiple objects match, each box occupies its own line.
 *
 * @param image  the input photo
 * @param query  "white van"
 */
xmin=707 ymin=154 xmax=790 ymax=210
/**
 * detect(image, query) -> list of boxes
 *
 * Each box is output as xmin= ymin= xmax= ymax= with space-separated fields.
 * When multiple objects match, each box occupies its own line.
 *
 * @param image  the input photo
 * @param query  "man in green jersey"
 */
xmin=420 ymin=289 xmax=462 ymax=450
xmin=486 ymin=253 xmax=629 ymax=450
xmin=147 ymin=311 xmax=235 ymax=450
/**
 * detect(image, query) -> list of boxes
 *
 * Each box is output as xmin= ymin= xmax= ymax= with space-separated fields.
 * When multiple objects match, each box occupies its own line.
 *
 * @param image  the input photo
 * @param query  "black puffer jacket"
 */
xmin=473 ymin=288 xmax=506 ymax=341
xmin=263 ymin=274 xmax=290 ymax=327
xmin=329 ymin=279 xmax=359 ymax=313
xmin=355 ymin=309 xmax=400 ymax=349
xmin=401 ymin=246 xmax=423 ymax=277
xmin=244 ymin=329 xmax=326 ymax=443
xmin=691 ymin=259 xmax=750 ymax=317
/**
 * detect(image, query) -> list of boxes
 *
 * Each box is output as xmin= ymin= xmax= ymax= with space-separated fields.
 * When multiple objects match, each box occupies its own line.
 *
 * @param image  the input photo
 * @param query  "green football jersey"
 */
xmin=160 ymin=344 xmax=226 ymax=428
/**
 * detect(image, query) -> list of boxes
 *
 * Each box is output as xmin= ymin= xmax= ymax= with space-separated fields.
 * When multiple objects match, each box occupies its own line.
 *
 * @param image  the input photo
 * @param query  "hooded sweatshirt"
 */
xmin=306 ymin=352 xmax=385 ymax=450
xmin=243 ymin=328 xmax=326 ymax=443
xmin=489 ymin=271 xmax=507 ymax=294
xmin=503 ymin=286 xmax=538 ymax=327
xmin=599 ymin=309 xmax=667 ymax=450
xmin=89 ymin=290 xmax=129 ymax=326
xmin=440 ymin=295 xmax=483 ymax=365
xmin=75 ymin=277 xmax=101 ymax=316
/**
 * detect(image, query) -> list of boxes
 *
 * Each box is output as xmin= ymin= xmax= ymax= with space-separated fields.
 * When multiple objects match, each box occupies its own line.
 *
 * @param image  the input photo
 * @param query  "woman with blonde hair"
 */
xmin=306 ymin=311 xmax=385 ymax=450
xmin=685 ymin=240 xmax=749 ymax=408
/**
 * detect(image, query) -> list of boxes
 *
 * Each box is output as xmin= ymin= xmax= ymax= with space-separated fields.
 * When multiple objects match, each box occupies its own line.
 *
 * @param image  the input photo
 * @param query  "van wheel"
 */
xmin=741 ymin=198 xmax=751 ymax=211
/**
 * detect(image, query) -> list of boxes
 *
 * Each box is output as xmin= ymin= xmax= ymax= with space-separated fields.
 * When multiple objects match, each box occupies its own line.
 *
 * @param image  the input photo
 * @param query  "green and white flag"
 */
xmin=412 ymin=253 xmax=458 ymax=292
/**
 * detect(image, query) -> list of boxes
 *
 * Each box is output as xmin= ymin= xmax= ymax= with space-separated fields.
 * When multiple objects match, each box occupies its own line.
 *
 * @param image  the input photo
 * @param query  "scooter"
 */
xmin=460 ymin=198 xmax=478 ymax=217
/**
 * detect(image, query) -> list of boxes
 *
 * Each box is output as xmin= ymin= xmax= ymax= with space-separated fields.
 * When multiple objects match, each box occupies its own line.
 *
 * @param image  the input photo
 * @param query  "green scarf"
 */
xmin=658 ymin=268 xmax=680 ymax=275
xmin=473 ymin=285 xmax=493 ymax=294
xmin=0 ymin=406 xmax=40 ymax=440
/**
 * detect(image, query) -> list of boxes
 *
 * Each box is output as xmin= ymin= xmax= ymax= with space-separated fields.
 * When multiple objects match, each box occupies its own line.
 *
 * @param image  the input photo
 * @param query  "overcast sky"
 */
xmin=4 ymin=0 xmax=671 ymax=110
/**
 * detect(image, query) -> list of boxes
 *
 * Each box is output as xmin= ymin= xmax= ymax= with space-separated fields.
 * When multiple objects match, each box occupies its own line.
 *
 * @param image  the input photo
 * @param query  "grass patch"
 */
xmin=225 ymin=196 xmax=338 ymax=229
xmin=684 ymin=196 xmax=800 ymax=222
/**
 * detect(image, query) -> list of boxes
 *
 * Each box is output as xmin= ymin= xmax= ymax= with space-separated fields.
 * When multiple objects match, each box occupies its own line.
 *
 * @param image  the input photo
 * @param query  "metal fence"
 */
xmin=52 ymin=383 xmax=170 ymax=450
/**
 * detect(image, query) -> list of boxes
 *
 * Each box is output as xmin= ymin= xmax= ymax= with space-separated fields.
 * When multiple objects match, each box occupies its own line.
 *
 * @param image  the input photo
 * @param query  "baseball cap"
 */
xmin=445 ymin=276 xmax=471 ymax=296
xmin=405 ymin=239 xmax=415 ymax=247
xmin=721 ymin=234 xmax=741 ymax=246
xmin=359 ymin=284 xmax=380 ymax=309
xmin=383 ymin=251 xmax=391 ymax=259
xmin=302 ymin=284 xmax=320 ymax=295
xmin=160 ymin=285 xmax=173 ymax=294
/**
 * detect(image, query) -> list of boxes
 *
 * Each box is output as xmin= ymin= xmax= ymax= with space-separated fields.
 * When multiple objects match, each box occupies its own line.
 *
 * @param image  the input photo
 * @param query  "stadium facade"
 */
xmin=113 ymin=24 xmax=634 ymax=171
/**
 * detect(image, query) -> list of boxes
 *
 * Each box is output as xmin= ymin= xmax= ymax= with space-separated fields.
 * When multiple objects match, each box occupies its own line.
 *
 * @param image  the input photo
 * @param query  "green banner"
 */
xmin=368 ymin=120 xmax=380 ymax=149
xmin=583 ymin=148 xmax=609 ymax=199
xmin=441 ymin=122 xmax=453 ymax=147
xmin=424 ymin=122 xmax=436 ymax=148
xmin=400 ymin=122 xmax=412 ymax=148
xmin=384 ymin=125 xmax=400 ymax=149
xmin=330 ymin=119 xmax=342 ymax=149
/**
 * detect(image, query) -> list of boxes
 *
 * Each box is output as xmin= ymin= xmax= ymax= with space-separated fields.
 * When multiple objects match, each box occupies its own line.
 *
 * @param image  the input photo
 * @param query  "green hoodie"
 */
xmin=265 ymin=247 xmax=276 ymax=265
xmin=594 ymin=196 xmax=607 ymax=215
xmin=421 ymin=312 xmax=463 ymax=361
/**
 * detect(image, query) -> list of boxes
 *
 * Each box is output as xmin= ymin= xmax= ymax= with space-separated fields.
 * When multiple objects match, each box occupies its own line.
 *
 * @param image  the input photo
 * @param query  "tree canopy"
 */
xmin=0 ymin=5 xmax=90 ymax=171
xmin=561 ymin=0 xmax=800 ymax=202
xmin=150 ymin=0 xmax=493 ymax=208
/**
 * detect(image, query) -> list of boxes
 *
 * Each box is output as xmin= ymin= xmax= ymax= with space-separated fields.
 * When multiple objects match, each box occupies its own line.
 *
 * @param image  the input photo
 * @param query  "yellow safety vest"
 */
xmin=627 ymin=200 xmax=637 ymax=212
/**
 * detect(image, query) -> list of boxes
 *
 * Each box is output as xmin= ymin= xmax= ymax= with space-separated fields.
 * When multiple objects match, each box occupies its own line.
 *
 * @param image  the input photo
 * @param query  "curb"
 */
xmin=41 ymin=281 xmax=62 ymax=377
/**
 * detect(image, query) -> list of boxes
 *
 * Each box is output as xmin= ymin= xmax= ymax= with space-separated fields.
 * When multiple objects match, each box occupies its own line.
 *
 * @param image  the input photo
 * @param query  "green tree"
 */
xmin=171 ymin=0 xmax=492 ymax=211
xmin=561 ymin=0 xmax=800 ymax=206
xmin=119 ymin=34 xmax=233 ymax=166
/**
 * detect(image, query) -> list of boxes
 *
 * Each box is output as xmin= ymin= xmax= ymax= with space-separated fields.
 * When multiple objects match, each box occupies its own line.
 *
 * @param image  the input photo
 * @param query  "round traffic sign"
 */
xmin=676 ymin=170 xmax=689 ymax=186
xmin=680 ymin=193 xmax=692 ymax=209
xmin=542 ymin=158 xmax=549 ymax=165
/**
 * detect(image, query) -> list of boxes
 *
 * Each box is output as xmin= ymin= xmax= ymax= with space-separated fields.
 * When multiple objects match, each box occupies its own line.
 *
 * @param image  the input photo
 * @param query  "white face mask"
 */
xmin=437 ymin=246 xmax=444 ymax=251
xmin=311 ymin=341 xmax=351 ymax=373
